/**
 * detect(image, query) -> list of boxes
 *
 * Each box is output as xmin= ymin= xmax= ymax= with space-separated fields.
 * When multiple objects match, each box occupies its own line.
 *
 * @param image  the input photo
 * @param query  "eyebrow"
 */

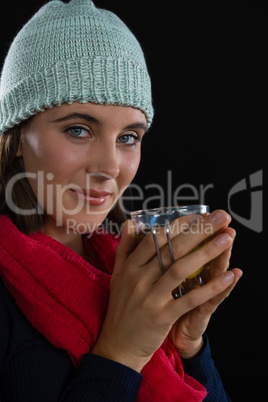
xmin=124 ymin=122 xmax=148 ymax=131
xmin=51 ymin=112 xmax=148 ymax=132
xmin=51 ymin=113 xmax=99 ymax=125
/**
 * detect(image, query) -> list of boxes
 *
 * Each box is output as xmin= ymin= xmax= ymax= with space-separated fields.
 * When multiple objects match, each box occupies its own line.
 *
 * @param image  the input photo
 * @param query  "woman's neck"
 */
xmin=44 ymin=218 xmax=89 ymax=260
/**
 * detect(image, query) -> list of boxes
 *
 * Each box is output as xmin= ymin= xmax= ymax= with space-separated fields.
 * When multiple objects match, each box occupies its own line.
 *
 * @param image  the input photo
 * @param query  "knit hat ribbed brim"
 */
xmin=0 ymin=0 xmax=153 ymax=133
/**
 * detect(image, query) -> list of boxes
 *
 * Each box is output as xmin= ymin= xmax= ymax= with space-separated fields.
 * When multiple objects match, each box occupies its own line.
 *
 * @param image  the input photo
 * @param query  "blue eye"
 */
xmin=68 ymin=126 xmax=89 ymax=138
xmin=118 ymin=134 xmax=139 ymax=145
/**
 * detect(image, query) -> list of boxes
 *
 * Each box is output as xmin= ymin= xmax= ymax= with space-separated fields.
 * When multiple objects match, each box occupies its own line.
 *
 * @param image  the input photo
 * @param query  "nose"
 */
xmin=86 ymin=139 xmax=120 ymax=179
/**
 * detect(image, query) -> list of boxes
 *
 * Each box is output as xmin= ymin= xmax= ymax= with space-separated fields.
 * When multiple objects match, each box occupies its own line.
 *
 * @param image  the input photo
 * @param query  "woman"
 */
xmin=0 ymin=0 xmax=242 ymax=401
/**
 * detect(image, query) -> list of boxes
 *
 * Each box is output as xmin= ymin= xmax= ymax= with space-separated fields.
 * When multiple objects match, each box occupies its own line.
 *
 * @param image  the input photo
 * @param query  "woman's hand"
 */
xmin=169 ymin=228 xmax=242 ymax=358
xmin=92 ymin=210 xmax=242 ymax=372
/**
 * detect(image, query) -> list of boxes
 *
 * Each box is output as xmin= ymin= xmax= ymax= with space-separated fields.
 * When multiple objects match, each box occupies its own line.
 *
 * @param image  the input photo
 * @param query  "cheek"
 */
xmin=22 ymin=136 xmax=78 ymax=180
xmin=21 ymin=134 xmax=55 ymax=171
xmin=21 ymin=138 xmax=81 ymax=206
xmin=119 ymin=152 xmax=140 ymax=187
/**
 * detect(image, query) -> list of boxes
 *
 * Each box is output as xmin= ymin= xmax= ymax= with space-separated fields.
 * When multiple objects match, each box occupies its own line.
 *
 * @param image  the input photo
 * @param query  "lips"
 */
xmin=69 ymin=188 xmax=111 ymax=206
xmin=84 ymin=189 xmax=111 ymax=198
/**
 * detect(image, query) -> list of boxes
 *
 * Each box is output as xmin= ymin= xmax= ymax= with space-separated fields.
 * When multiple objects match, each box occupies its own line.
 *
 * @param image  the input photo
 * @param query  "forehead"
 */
xmin=30 ymin=102 xmax=147 ymax=129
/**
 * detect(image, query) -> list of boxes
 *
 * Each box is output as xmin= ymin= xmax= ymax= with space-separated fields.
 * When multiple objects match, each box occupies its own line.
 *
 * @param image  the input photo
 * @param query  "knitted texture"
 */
xmin=0 ymin=0 xmax=153 ymax=134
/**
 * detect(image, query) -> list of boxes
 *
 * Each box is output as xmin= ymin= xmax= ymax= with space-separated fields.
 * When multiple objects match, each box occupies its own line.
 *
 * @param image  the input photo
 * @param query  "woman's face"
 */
xmin=18 ymin=102 xmax=147 ymax=235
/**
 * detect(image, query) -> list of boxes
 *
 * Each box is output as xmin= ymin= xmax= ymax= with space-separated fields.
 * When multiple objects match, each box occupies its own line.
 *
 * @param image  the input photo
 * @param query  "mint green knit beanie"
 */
xmin=0 ymin=0 xmax=153 ymax=134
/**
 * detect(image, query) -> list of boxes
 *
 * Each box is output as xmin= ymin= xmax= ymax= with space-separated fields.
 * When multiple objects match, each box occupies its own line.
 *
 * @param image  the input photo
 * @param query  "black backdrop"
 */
xmin=1 ymin=1 xmax=266 ymax=400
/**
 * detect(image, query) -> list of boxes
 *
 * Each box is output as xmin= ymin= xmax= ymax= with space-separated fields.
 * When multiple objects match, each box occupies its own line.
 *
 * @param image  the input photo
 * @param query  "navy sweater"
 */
xmin=0 ymin=279 xmax=230 ymax=401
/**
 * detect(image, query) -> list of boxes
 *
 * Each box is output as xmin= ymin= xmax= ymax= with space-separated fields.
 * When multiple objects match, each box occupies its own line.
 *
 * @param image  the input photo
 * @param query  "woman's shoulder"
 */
xmin=0 ymin=278 xmax=14 ymax=364
xmin=0 ymin=279 xmax=48 ymax=367
xmin=0 ymin=278 xmax=13 ymax=324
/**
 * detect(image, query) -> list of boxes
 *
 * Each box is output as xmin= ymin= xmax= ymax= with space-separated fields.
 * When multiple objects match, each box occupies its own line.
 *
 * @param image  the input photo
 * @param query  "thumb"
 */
xmin=113 ymin=220 xmax=137 ymax=275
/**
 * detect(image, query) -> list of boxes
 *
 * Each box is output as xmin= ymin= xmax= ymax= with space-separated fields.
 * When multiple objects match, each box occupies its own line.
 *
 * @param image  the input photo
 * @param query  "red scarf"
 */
xmin=0 ymin=215 xmax=206 ymax=401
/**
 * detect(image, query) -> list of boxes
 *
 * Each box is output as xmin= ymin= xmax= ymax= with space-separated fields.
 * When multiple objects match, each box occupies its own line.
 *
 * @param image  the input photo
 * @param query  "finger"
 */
xmin=164 ymin=267 xmax=239 ymax=322
xmin=206 ymin=227 xmax=236 ymax=280
xmin=114 ymin=220 xmax=137 ymax=275
xmin=160 ymin=210 xmax=232 ymax=268
xmin=132 ymin=209 xmax=231 ymax=269
xmin=197 ymin=268 xmax=243 ymax=316
xmin=132 ymin=214 xmax=198 ymax=267
xmin=169 ymin=269 xmax=243 ymax=347
xmin=153 ymin=229 xmax=236 ymax=300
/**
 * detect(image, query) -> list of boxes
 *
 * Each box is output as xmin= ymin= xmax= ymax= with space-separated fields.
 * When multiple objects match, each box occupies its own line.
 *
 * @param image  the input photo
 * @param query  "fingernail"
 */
xmin=215 ymin=233 xmax=232 ymax=246
xmin=222 ymin=271 xmax=235 ymax=283
xmin=210 ymin=210 xmax=231 ymax=225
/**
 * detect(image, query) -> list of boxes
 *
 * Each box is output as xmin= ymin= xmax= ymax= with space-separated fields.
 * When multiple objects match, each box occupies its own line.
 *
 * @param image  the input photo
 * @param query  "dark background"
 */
xmin=1 ymin=1 xmax=266 ymax=400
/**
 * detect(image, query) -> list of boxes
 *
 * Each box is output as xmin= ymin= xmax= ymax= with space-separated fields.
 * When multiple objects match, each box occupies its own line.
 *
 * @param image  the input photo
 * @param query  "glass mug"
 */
xmin=130 ymin=205 xmax=210 ymax=297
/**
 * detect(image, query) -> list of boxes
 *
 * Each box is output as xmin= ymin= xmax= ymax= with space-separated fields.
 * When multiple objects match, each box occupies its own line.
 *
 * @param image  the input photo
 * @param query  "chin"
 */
xmin=59 ymin=213 xmax=109 ymax=235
